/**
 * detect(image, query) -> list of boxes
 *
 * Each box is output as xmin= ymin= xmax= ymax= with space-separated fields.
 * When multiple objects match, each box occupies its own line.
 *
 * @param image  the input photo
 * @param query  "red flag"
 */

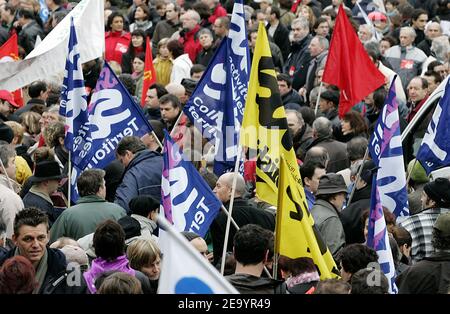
xmin=322 ymin=5 xmax=385 ymax=118
xmin=141 ymin=37 xmax=157 ymax=107
xmin=291 ymin=0 xmax=302 ymax=13
xmin=0 ymin=33 xmax=24 ymax=107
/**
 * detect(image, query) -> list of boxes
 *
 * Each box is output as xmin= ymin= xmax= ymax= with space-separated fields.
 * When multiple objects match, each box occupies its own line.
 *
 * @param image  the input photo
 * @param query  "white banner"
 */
xmin=0 ymin=0 xmax=104 ymax=90
xmin=157 ymin=216 xmax=239 ymax=294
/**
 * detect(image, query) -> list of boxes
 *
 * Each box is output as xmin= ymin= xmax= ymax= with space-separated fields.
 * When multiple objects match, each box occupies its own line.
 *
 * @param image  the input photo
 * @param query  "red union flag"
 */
xmin=0 ymin=34 xmax=24 ymax=107
xmin=141 ymin=37 xmax=157 ymax=107
xmin=322 ymin=5 xmax=385 ymax=118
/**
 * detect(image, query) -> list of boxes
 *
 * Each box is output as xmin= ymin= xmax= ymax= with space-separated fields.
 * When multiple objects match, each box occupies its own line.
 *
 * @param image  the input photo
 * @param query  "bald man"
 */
xmin=210 ymin=173 xmax=275 ymax=266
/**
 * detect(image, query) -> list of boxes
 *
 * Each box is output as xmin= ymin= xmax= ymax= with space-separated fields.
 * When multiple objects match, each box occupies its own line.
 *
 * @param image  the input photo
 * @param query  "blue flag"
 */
xmin=60 ymin=18 xmax=89 ymax=204
xmin=367 ymin=175 xmax=398 ymax=294
xmin=416 ymin=79 xmax=450 ymax=175
xmin=161 ymin=131 xmax=221 ymax=237
xmin=369 ymin=77 xmax=409 ymax=219
xmin=74 ymin=62 xmax=153 ymax=171
xmin=39 ymin=0 xmax=49 ymax=24
xmin=183 ymin=0 xmax=249 ymax=176
xmin=66 ymin=62 xmax=153 ymax=202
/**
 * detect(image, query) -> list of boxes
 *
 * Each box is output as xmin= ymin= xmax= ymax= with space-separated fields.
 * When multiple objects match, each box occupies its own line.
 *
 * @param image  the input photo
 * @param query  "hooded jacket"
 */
xmin=114 ymin=150 xmax=163 ymax=214
xmin=226 ymin=273 xmax=286 ymax=294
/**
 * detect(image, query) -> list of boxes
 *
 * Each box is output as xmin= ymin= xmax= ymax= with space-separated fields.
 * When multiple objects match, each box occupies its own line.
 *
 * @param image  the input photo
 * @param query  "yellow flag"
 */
xmin=240 ymin=22 xmax=299 ymax=206
xmin=276 ymin=155 xmax=340 ymax=279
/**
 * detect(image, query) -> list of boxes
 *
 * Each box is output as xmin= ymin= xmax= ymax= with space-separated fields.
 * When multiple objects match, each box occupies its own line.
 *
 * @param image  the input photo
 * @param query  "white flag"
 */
xmin=157 ymin=216 xmax=239 ymax=294
xmin=0 ymin=0 xmax=104 ymax=90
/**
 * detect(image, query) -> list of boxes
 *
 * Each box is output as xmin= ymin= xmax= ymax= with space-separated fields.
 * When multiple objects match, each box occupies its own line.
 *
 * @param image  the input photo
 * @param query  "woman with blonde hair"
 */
xmin=153 ymin=37 xmax=173 ymax=86
xmin=20 ymin=111 xmax=41 ymax=148
xmin=127 ymin=238 xmax=162 ymax=290
xmin=296 ymin=5 xmax=316 ymax=30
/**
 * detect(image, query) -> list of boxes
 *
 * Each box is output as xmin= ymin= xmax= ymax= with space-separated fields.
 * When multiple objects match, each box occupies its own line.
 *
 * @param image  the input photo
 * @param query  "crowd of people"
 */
xmin=0 ymin=0 xmax=450 ymax=294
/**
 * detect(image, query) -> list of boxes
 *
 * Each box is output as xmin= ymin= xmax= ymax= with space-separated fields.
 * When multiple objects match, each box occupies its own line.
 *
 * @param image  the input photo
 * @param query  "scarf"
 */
xmin=15 ymin=247 xmax=48 ymax=294
xmin=83 ymin=255 xmax=135 ymax=294
xmin=285 ymin=271 xmax=320 ymax=289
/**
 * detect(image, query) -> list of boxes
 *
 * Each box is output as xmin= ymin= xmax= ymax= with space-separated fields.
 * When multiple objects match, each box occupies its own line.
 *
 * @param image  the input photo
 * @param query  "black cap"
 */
xmin=320 ymin=90 xmax=339 ymax=106
xmin=423 ymin=178 xmax=450 ymax=207
xmin=118 ymin=216 xmax=141 ymax=240
xmin=0 ymin=122 xmax=14 ymax=144
xmin=181 ymin=78 xmax=198 ymax=95
xmin=359 ymin=160 xmax=379 ymax=184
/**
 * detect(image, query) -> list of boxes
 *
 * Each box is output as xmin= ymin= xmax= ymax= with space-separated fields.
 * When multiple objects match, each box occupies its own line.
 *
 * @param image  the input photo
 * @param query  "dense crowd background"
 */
xmin=0 ymin=0 xmax=449 ymax=294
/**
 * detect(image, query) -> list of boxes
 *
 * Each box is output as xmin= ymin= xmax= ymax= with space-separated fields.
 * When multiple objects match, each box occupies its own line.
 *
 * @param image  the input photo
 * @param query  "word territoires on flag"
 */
xmin=276 ymin=155 xmax=340 ymax=280
xmin=239 ymin=22 xmax=298 ymax=207
xmin=369 ymin=77 xmax=409 ymax=219
xmin=161 ymin=131 xmax=221 ymax=238
xmin=322 ymin=4 xmax=385 ymax=118
xmin=65 ymin=62 xmax=154 ymax=202
xmin=416 ymin=78 xmax=450 ymax=175
xmin=183 ymin=0 xmax=249 ymax=176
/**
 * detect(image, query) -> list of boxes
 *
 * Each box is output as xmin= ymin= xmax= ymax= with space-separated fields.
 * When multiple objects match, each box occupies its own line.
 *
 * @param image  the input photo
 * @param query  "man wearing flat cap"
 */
xmin=397 ymin=212 xmax=450 ymax=294
xmin=22 ymin=160 xmax=66 ymax=225
xmin=400 ymin=178 xmax=450 ymax=263
xmin=311 ymin=173 xmax=347 ymax=258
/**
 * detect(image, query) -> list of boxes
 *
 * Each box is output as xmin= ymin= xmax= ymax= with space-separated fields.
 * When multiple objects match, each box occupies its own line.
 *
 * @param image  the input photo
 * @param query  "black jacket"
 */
xmin=282 ymin=89 xmax=304 ymax=106
xmin=306 ymin=136 xmax=350 ymax=173
xmin=210 ymin=198 xmax=275 ymax=266
xmin=0 ymin=248 xmax=87 ymax=294
xmin=266 ymin=23 xmax=290 ymax=61
xmin=18 ymin=20 xmax=44 ymax=55
xmin=340 ymin=184 xmax=372 ymax=245
xmin=226 ymin=273 xmax=285 ymax=294
xmin=397 ymin=251 xmax=450 ymax=294
xmin=285 ymin=35 xmax=312 ymax=91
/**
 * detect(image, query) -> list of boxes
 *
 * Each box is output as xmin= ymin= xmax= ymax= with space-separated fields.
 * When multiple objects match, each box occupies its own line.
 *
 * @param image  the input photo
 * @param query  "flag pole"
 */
xmin=347 ymin=147 xmax=369 ymax=206
xmin=67 ymin=152 xmax=71 ymax=208
xmin=220 ymin=205 xmax=240 ymax=230
xmin=220 ymin=145 xmax=242 ymax=275
xmin=405 ymin=158 xmax=418 ymax=188
xmin=169 ymin=112 xmax=185 ymax=137
xmin=151 ymin=130 xmax=163 ymax=150
xmin=314 ymin=81 xmax=323 ymax=116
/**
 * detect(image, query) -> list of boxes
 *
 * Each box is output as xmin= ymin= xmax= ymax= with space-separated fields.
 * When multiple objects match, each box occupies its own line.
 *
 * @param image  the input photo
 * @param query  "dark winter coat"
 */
xmin=340 ymin=184 xmax=372 ymax=245
xmin=114 ymin=150 xmax=163 ymax=214
xmin=0 ymin=248 xmax=87 ymax=294
xmin=210 ymin=198 xmax=275 ymax=266
xmin=397 ymin=251 xmax=450 ymax=294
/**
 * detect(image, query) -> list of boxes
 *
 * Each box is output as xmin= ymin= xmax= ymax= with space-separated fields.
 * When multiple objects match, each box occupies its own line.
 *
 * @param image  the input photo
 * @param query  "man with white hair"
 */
xmin=384 ymin=26 xmax=427 ymax=90
xmin=417 ymin=21 xmax=442 ymax=56
xmin=179 ymin=9 xmax=202 ymax=62
xmin=210 ymin=173 xmax=275 ymax=267
xmin=284 ymin=17 xmax=312 ymax=91
xmin=301 ymin=36 xmax=329 ymax=100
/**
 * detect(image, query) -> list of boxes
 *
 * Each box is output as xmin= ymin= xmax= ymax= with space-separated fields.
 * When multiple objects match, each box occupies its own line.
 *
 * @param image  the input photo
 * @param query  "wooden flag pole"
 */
xmin=220 ymin=145 xmax=242 ymax=276
xmin=67 ymin=151 xmax=71 ymax=208
xmin=314 ymin=81 xmax=324 ymax=116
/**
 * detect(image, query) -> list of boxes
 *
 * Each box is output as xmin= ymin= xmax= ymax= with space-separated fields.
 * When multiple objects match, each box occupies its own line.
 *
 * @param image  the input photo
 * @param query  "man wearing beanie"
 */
xmin=400 ymin=177 xmax=450 ymax=263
